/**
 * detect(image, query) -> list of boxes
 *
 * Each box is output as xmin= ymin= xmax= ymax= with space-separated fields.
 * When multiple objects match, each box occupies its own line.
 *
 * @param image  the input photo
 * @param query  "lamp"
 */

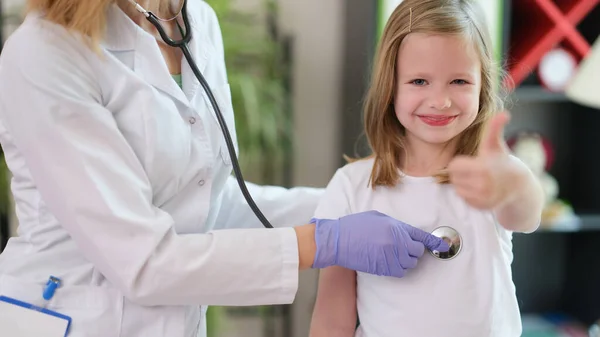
xmin=565 ymin=36 xmax=600 ymax=109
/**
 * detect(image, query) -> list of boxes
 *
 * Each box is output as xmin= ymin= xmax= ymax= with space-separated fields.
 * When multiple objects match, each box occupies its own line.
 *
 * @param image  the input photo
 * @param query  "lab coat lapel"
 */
xmin=102 ymin=4 xmax=191 ymax=109
xmin=180 ymin=12 xmax=208 ymax=104
xmin=133 ymin=32 xmax=191 ymax=108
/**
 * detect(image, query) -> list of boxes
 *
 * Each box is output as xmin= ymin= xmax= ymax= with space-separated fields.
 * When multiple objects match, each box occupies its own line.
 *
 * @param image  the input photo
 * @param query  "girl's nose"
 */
xmin=429 ymin=96 xmax=451 ymax=110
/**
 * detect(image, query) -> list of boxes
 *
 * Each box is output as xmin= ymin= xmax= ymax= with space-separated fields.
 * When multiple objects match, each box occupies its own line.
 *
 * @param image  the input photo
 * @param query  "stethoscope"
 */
xmin=128 ymin=0 xmax=275 ymax=229
xmin=126 ymin=0 xmax=463 ymax=259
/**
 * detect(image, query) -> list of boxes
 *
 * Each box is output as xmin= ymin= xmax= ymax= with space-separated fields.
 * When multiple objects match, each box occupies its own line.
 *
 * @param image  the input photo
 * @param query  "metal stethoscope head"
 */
xmin=429 ymin=226 xmax=462 ymax=260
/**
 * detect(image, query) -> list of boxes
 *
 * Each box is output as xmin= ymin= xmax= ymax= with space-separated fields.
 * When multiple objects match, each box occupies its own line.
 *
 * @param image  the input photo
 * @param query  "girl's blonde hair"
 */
xmin=359 ymin=0 xmax=505 ymax=187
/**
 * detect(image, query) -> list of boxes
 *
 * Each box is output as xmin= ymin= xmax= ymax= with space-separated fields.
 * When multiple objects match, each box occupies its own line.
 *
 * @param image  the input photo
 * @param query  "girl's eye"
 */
xmin=411 ymin=79 xmax=427 ymax=86
xmin=452 ymin=79 xmax=468 ymax=85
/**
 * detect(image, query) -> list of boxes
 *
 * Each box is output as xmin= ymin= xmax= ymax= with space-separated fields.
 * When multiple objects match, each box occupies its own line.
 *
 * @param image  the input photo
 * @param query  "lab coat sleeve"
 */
xmin=0 ymin=24 xmax=298 ymax=307
xmin=214 ymin=176 xmax=325 ymax=230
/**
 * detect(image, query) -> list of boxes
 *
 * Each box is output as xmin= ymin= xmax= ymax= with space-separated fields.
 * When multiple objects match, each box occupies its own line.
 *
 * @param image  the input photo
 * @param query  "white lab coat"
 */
xmin=0 ymin=2 xmax=323 ymax=336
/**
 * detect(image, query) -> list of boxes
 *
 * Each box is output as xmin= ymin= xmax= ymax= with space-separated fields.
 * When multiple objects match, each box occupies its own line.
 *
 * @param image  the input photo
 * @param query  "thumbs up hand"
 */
xmin=447 ymin=111 xmax=521 ymax=210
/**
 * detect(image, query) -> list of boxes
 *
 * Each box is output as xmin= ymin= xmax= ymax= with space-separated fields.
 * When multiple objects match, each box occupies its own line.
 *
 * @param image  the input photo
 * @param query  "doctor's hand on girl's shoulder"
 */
xmin=447 ymin=111 xmax=528 ymax=210
xmin=295 ymin=210 xmax=450 ymax=278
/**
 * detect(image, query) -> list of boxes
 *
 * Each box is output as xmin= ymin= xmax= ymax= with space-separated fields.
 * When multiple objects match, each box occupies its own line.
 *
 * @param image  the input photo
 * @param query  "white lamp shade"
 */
xmin=565 ymin=36 xmax=600 ymax=109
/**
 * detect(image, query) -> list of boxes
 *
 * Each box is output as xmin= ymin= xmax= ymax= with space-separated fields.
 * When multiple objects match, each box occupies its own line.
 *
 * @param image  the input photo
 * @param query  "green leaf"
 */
xmin=206 ymin=0 xmax=292 ymax=187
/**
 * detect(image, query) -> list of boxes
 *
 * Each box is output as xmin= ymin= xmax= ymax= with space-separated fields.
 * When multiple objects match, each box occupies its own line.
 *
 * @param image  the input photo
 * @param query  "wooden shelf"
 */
xmin=535 ymin=214 xmax=600 ymax=232
xmin=521 ymin=312 xmax=591 ymax=336
xmin=502 ymin=2 xmax=600 ymax=325
xmin=511 ymin=86 xmax=568 ymax=102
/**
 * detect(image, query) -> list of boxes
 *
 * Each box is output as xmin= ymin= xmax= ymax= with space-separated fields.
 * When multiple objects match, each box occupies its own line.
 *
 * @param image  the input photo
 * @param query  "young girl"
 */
xmin=308 ymin=0 xmax=544 ymax=336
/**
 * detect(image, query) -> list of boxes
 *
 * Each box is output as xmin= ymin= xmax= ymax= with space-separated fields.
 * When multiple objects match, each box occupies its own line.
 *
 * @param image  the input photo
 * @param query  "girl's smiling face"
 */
xmin=394 ymin=33 xmax=482 ymax=149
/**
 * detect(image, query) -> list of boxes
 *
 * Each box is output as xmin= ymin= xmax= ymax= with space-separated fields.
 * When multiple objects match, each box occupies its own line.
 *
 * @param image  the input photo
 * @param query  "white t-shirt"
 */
xmin=313 ymin=158 xmax=521 ymax=337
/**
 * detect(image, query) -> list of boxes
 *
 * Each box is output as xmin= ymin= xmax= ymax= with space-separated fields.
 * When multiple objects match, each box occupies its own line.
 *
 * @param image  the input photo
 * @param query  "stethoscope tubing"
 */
xmin=130 ymin=0 xmax=274 ymax=229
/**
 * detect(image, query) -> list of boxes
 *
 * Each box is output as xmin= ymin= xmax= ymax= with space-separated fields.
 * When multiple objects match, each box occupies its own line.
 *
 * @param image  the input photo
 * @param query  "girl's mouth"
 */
xmin=417 ymin=115 xmax=458 ymax=126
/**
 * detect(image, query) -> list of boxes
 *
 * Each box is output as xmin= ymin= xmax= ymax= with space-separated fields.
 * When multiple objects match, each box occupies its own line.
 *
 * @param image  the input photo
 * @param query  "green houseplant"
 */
xmin=207 ymin=0 xmax=293 ymax=187
xmin=0 ymin=2 xmax=27 ymax=252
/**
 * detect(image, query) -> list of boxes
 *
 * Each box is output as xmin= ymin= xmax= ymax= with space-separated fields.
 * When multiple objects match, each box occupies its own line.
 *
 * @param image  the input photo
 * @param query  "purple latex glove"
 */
xmin=310 ymin=210 xmax=450 ymax=277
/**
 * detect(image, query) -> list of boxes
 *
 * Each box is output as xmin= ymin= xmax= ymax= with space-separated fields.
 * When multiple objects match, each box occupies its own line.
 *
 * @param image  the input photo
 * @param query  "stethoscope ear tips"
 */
xmin=429 ymin=226 xmax=462 ymax=260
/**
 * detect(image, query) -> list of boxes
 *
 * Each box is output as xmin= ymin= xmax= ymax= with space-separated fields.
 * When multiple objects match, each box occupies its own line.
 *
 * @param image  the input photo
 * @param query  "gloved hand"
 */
xmin=311 ymin=210 xmax=449 ymax=277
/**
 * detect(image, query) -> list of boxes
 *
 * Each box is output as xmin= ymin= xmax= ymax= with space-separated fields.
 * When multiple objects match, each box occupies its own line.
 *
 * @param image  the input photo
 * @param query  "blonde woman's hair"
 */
xmin=26 ymin=0 xmax=172 ymax=48
xmin=26 ymin=0 xmax=116 ymax=47
xmin=357 ymin=0 xmax=505 ymax=187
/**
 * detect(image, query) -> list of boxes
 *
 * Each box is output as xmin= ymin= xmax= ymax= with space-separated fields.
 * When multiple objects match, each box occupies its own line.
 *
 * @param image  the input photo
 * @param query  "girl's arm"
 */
xmin=309 ymin=167 xmax=357 ymax=336
xmin=309 ymin=267 xmax=357 ymax=337
xmin=493 ymin=156 xmax=544 ymax=233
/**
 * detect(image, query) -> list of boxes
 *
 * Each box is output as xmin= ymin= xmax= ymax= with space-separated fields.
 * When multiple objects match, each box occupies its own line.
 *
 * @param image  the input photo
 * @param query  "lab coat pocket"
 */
xmin=0 ymin=275 xmax=123 ymax=337
xmin=213 ymin=83 xmax=238 ymax=166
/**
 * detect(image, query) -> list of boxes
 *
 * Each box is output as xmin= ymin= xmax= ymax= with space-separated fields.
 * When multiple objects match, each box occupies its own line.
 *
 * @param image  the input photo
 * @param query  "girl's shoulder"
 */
xmin=315 ymin=157 xmax=377 ymax=219
xmin=334 ymin=157 xmax=376 ymax=189
xmin=340 ymin=156 xmax=376 ymax=176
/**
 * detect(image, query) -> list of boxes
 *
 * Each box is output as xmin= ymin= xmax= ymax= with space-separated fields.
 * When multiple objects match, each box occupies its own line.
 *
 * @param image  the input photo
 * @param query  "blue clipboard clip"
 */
xmin=43 ymin=275 xmax=62 ymax=302
xmin=0 ymin=275 xmax=72 ymax=337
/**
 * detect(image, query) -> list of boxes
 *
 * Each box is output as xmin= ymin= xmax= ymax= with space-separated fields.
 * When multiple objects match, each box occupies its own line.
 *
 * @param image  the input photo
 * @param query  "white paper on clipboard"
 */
xmin=0 ymin=296 xmax=71 ymax=337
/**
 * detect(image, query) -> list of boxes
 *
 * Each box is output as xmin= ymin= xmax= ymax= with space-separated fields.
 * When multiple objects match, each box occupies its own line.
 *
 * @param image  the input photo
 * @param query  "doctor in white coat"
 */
xmin=0 ymin=0 xmax=448 ymax=336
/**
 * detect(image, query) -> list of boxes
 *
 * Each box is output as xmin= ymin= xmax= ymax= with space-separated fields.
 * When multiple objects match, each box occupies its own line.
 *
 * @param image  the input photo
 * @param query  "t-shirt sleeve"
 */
xmin=313 ymin=168 xmax=354 ymax=220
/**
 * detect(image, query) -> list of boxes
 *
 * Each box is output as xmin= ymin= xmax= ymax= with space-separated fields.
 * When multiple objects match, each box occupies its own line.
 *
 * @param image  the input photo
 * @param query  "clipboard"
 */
xmin=0 ymin=295 xmax=71 ymax=337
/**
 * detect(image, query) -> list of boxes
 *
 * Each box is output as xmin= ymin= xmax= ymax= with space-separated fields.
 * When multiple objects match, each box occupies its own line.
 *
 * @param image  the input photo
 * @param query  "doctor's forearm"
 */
xmin=294 ymin=224 xmax=317 ymax=270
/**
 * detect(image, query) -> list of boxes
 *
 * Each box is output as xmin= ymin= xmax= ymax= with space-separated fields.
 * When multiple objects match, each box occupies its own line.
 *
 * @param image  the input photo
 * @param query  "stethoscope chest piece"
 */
xmin=429 ymin=226 xmax=462 ymax=260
